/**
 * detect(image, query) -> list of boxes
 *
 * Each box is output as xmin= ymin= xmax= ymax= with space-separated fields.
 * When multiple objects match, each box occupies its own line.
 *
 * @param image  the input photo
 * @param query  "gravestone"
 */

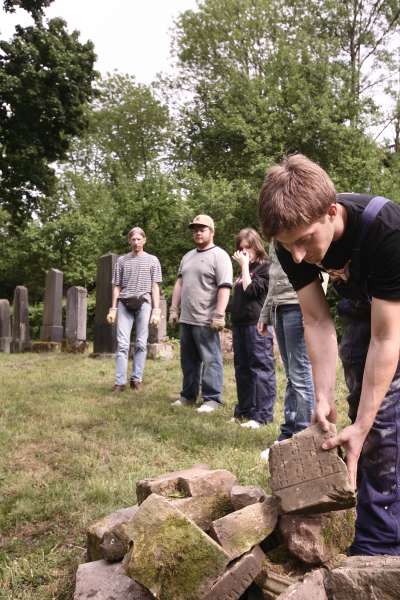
xmin=11 ymin=286 xmax=32 ymax=352
xmin=147 ymin=294 xmax=174 ymax=359
xmin=93 ymin=253 xmax=117 ymax=355
xmin=0 ymin=299 xmax=11 ymax=352
xmin=65 ymin=286 xmax=88 ymax=352
xmin=40 ymin=268 xmax=64 ymax=342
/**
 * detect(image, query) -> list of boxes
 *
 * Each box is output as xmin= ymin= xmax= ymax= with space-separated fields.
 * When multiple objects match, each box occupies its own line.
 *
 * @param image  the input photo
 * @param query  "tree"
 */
xmin=3 ymin=0 xmax=53 ymax=22
xmin=0 ymin=6 xmax=97 ymax=224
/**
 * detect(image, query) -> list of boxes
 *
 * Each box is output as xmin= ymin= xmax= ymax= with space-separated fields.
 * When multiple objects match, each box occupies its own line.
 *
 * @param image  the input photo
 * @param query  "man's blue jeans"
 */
xmin=273 ymin=304 xmax=315 ymax=440
xmin=115 ymin=300 xmax=152 ymax=385
xmin=180 ymin=323 xmax=224 ymax=404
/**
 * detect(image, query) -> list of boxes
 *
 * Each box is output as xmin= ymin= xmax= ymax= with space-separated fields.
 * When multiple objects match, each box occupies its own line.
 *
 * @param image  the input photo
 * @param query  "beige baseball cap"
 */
xmin=189 ymin=214 xmax=215 ymax=231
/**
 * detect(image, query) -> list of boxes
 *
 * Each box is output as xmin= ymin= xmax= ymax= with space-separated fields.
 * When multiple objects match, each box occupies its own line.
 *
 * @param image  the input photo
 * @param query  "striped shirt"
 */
xmin=112 ymin=252 xmax=162 ymax=302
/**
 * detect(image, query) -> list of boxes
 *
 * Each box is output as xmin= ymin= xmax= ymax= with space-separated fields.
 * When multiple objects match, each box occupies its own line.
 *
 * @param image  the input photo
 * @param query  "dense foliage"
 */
xmin=1 ymin=0 xmax=400 ymax=305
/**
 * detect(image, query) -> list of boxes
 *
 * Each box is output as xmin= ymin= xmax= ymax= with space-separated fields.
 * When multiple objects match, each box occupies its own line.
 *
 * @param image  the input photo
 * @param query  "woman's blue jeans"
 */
xmin=115 ymin=300 xmax=152 ymax=385
xmin=180 ymin=323 xmax=224 ymax=404
xmin=273 ymin=304 xmax=315 ymax=439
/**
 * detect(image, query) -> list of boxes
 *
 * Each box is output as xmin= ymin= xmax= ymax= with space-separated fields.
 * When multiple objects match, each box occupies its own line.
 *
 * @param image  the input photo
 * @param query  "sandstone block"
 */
xmin=230 ymin=485 xmax=267 ymax=511
xmin=147 ymin=342 xmax=174 ymax=360
xmin=123 ymin=493 xmax=230 ymax=600
xmin=209 ymin=496 xmax=279 ymax=560
xmin=278 ymin=569 xmax=328 ymax=600
xmin=279 ymin=509 xmax=356 ymax=565
xmin=326 ymin=555 xmax=400 ymax=600
xmin=136 ymin=464 xmax=211 ymax=503
xmin=202 ymin=545 xmax=265 ymax=600
xmin=31 ymin=341 xmax=62 ymax=353
xmin=74 ymin=560 xmax=153 ymax=600
xmin=269 ymin=424 xmax=356 ymax=514
xmin=87 ymin=505 xmax=139 ymax=561
xmin=170 ymin=495 xmax=233 ymax=531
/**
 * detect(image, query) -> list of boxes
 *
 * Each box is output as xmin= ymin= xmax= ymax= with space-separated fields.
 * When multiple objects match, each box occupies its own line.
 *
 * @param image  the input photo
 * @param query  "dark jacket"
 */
xmin=229 ymin=260 xmax=270 ymax=325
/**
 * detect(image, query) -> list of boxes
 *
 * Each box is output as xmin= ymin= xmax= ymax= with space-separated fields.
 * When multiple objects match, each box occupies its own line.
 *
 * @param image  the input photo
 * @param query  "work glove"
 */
xmin=150 ymin=307 xmax=162 ymax=326
xmin=210 ymin=312 xmax=225 ymax=331
xmin=106 ymin=307 xmax=117 ymax=324
xmin=169 ymin=305 xmax=179 ymax=326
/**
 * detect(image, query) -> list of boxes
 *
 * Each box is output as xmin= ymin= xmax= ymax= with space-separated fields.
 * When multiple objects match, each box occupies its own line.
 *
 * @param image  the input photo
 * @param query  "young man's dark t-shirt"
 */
xmin=276 ymin=193 xmax=400 ymax=301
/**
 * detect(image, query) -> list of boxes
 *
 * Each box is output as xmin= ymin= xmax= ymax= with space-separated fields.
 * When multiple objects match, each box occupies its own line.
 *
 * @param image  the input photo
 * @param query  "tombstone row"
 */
xmin=0 ymin=254 xmax=169 ymax=356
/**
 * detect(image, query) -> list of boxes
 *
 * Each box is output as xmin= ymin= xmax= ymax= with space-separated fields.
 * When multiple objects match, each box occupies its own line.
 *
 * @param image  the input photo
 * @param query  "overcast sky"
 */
xmin=1 ymin=0 xmax=198 ymax=83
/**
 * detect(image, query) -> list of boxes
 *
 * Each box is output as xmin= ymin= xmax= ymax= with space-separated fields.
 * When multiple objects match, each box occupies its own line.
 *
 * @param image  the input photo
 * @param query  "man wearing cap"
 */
xmin=169 ymin=215 xmax=233 ymax=412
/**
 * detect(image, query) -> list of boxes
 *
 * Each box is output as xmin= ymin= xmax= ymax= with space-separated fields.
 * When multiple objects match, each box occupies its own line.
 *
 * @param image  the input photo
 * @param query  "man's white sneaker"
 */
xmin=171 ymin=397 xmax=194 ymax=407
xmin=241 ymin=420 xmax=261 ymax=430
xmin=260 ymin=448 xmax=270 ymax=461
xmin=197 ymin=400 xmax=221 ymax=413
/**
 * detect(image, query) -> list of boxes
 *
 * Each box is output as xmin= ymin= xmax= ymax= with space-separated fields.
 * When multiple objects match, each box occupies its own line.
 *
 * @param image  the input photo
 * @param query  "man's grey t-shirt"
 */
xmin=112 ymin=252 xmax=162 ymax=303
xmin=178 ymin=246 xmax=233 ymax=326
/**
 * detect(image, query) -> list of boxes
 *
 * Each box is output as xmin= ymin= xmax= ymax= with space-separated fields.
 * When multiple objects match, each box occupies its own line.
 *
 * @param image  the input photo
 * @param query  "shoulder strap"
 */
xmin=357 ymin=195 xmax=389 ymax=246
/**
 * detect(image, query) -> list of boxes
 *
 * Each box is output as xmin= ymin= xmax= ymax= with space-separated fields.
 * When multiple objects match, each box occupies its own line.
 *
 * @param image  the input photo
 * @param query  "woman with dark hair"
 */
xmin=229 ymin=228 xmax=276 ymax=428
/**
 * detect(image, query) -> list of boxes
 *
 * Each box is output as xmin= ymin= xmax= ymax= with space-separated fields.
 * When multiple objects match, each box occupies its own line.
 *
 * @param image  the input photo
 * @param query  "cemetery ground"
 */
xmin=0 ymin=351 xmax=349 ymax=600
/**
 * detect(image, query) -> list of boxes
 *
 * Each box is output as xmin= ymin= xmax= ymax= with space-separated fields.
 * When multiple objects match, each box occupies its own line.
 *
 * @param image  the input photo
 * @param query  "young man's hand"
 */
xmin=150 ymin=308 xmax=162 ymax=326
xmin=168 ymin=305 xmax=179 ymax=326
xmin=210 ymin=312 xmax=225 ymax=331
xmin=106 ymin=307 xmax=117 ymax=324
xmin=257 ymin=320 xmax=268 ymax=336
xmin=321 ymin=422 xmax=368 ymax=491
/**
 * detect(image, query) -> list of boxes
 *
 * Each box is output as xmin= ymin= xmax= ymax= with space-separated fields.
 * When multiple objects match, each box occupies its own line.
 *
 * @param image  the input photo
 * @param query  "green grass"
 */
xmin=0 ymin=349 xmax=349 ymax=599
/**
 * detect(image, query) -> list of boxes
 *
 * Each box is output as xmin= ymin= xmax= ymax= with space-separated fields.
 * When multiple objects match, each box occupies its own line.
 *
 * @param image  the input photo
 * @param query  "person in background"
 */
xmin=258 ymin=243 xmax=315 ymax=457
xmin=169 ymin=215 xmax=233 ymax=413
xmin=107 ymin=227 xmax=162 ymax=392
xmin=230 ymin=228 xmax=276 ymax=429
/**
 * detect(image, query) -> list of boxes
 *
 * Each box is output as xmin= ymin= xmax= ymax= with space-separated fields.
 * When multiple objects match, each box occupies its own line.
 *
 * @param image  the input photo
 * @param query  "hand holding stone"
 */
xmin=210 ymin=312 xmax=225 ymax=331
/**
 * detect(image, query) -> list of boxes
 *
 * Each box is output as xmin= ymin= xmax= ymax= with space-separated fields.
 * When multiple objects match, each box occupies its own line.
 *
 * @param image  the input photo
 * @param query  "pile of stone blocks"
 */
xmin=74 ymin=425 xmax=400 ymax=600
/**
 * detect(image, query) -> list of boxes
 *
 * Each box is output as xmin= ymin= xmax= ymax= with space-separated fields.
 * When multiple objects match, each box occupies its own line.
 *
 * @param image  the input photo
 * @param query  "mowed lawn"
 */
xmin=0 ymin=348 xmax=349 ymax=599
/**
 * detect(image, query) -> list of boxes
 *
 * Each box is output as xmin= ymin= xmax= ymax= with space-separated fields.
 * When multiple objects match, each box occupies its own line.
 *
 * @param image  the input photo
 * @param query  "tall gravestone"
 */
xmin=11 ymin=286 xmax=32 ymax=352
xmin=93 ymin=253 xmax=117 ymax=355
xmin=0 ymin=299 xmax=11 ymax=352
xmin=40 ymin=269 xmax=64 ymax=342
xmin=65 ymin=286 xmax=88 ymax=352
xmin=147 ymin=294 xmax=174 ymax=360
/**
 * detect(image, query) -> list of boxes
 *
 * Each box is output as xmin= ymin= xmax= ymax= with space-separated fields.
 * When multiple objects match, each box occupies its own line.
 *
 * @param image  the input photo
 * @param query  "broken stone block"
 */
xmin=123 ymin=493 xmax=230 ymax=600
xmin=74 ymin=559 xmax=154 ymax=600
xmin=147 ymin=342 xmax=174 ymax=360
xmin=136 ymin=464 xmax=210 ymax=503
xmin=170 ymin=495 xmax=233 ymax=531
xmin=202 ymin=545 xmax=265 ymax=600
xmin=209 ymin=496 xmax=279 ymax=560
xmin=279 ymin=509 xmax=356 ymax=565
xmin=31 ymin=341 xmax=62 ymax=352
xmin=255 ymin=571 xmax=296 ymax=600
xmin=325 ymin=555 xmax=400 ymax=600
xmin=269 ymin=424 xmax=356 ymax=514
xmin=87 ymin=505 xmax=139 ymax=561
xmin=230 ymin=485 xmax=267 ymax=511
xmin=278 ymin=569 xmax=328 ymax=600
xmin=178 ymin=468 xmax=237 ymax=498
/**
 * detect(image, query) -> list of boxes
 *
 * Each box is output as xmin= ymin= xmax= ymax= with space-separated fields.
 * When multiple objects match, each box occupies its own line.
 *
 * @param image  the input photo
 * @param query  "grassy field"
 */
xmin=0 ymin=348 xmax=349 ymax=599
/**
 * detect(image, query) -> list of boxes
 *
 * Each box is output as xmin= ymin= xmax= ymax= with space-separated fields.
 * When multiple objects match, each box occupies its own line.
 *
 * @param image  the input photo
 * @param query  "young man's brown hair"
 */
xmin=258 ymin=154 xmax=337 ymax=240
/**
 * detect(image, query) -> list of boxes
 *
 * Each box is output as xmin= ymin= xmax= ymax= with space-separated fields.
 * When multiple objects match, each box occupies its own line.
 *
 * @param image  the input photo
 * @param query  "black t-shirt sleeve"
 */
xmin=276 ymin=244 xmax=320 ymax=291
xmin=368 ymin=229 xmax=400 ymax=300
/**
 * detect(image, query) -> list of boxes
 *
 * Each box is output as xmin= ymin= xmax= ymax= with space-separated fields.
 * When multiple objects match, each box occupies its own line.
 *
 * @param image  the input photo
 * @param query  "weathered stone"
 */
xmin=74 ymin=559 xmax=154 ymax=600
xmin=65 ymin=286 xmax=87 ymax=351
xmin=148 ymin=295 xmax=167 ymax=343
xmin=230 ymin=485 xmax=267 ymax=511
xmin=40 ymin=268 xmax=64 ymax=342
xmin=31 ymin=341 xmax=61 ymax=353
xmin=123 ymin=493 xmax=230 ymax=600
xmin=179 ymin=468 xmax=237 ymax=498
xmin=255 ymin=571 xmax=296 ymax=600
xmin=279 ymin=509 xmax=356 ymax=565
xmin=11 ymin=285 xmax=32 ymax=352
xmin=0 ymin=299 xmax=11 ymax=352
xmin=202 ymin=546 xmax=265 ymax=600
xmin=170 ymin=495 xmax=233 ymax=531
xmin=87 ymin=505 xmax=139 ymax=561
xmin=93 ymin=253 xmax=117 ymax=355
xmin=269 ymin=424 xmax=356 ymax=514
xmin=147 ymin=342 xmax=174 ymax=360
xmin=209 ymin=496 xmax=279 ymax=560
xmin=136 ymin=464 xmax=210 ymax=504
xmin=325 ymin=555 xmax=400 ymax=600
xmin=278 ymin=569 xmax=328 ymax=600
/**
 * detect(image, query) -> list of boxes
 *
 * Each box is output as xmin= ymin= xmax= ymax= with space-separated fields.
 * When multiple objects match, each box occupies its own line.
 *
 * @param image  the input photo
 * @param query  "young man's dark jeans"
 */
xmin=339 ymin=306 xmax=400 ymax=556
xmin=180 ymin=323 xmax=224 ymax=404
xmin=232 ymin=324 xmax=276 ymax=423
